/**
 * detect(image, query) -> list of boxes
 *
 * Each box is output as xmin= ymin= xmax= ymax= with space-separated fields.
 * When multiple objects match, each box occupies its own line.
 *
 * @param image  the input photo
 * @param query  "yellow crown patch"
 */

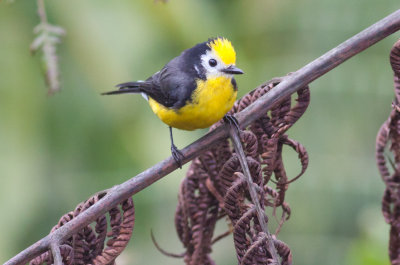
xmin=208 ymin=38 xmax=236 ymax=65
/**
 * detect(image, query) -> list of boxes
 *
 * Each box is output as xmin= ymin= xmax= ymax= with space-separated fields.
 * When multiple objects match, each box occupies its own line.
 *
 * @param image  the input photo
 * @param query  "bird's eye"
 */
xmin=209 ymin=59 xmax=217 ymax=67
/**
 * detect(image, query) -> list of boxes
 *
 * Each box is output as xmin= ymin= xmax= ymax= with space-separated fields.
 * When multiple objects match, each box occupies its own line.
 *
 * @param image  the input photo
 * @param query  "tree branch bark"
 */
xmin=5 ymin=8 xmax=400 ymax=265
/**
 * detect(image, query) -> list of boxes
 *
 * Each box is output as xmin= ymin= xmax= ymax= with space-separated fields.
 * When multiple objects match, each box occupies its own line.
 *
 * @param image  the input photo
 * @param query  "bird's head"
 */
xmin=199 ymin=37 xmax=244 ymax=78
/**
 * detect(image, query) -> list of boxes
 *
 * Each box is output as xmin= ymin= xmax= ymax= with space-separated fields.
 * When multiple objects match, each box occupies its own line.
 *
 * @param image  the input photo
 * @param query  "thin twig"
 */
xmin=37 ymin=0 xmax=47 ymax=23
xmin=227 ymin=124 xmax=280 ymax=264
xmin=4 ymin=9 xmax=400 ymax=265
xmin=211 ymin=228 xmax=233 ymax=245
xmin=150 ymin=230 xmax=185 ymax=258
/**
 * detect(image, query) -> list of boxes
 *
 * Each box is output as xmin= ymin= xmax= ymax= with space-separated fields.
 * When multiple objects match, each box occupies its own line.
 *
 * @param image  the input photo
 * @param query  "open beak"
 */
xmin=221 ymin=65 xmax=244 ymax=75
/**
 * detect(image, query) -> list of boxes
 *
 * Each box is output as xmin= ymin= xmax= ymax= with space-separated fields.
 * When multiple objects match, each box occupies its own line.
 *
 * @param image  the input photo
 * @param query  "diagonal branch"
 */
xmin=5 ymin=9 xmax=400 ymax=265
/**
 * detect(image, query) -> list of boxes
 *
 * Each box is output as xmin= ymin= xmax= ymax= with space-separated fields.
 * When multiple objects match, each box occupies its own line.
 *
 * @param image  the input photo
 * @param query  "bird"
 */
xmin=102 ymin=37 xmax=243 ymax=167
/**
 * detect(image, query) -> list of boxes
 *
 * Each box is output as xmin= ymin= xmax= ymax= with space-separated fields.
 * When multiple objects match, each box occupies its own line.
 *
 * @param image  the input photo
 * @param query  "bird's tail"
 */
xmin=101 ymin=82 xmax=147 ymax=95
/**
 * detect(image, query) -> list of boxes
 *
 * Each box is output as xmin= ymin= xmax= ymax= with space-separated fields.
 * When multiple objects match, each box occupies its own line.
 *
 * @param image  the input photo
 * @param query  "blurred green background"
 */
xmin=1 ymin=0 xmax=399 ymax=264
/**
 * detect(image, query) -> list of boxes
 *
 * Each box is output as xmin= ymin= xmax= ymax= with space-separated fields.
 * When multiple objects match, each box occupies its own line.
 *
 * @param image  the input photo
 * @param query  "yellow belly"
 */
xmin=148 ymin=76 xmax=237 ymax=131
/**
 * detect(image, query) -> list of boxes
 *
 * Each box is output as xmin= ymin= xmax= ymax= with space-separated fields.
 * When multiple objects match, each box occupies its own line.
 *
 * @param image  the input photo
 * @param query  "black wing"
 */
xmin=106 ymin=41 xmax=209 ymax=109
xmin=153 ymin=42 xmax=209 ymax=109
xmin=150 ymin=57 xmax=197 ymax=109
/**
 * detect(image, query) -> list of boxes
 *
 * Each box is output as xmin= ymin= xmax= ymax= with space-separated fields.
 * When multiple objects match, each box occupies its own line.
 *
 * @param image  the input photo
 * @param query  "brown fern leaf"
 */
xmin=29 ymin=191 xmax=135 ymax=265
xmin=376 ymin=39 xmax=400 ymax=265
xmin=173 ymin=76 xmax=310 ymax=265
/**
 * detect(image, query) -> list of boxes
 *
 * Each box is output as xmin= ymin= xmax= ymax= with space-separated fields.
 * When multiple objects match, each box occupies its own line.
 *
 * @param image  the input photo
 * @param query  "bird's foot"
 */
xmin=171 ymin=144 xmax=184 ymax=169
xmin=223 ymin=114 xmax=240 ymax=132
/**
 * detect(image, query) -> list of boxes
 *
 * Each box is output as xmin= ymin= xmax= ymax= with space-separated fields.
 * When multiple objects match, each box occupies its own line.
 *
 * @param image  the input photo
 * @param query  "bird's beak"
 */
xmin=221 ymin=65 xmax=244 ymax=75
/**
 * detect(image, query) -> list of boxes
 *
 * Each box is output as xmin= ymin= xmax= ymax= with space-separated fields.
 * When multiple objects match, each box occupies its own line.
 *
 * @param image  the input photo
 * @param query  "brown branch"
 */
xmin=49 ymin=242 xmax=62 ymax=265
xmin=227 ymin=122 xmax=280 ymax=264
xmin=5 ymin=9 xmax=400 ymax=265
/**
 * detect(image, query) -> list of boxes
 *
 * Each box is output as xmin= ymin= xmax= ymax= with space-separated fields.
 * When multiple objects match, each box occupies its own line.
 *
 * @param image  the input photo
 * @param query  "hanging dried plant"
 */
xmin=29 ymin=191 xmax=135 ymax=265
xmin=172 ymin=77 xmax=310 ymax=265
xmin=376 ymin=39 xmax=400 ymax=265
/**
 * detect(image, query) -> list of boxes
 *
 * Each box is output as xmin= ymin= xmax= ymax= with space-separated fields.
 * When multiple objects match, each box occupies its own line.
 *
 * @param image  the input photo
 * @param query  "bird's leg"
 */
xmin=223 ymin=114 xmax=240 ymax=132
xmin=169 ymin=126 xmax=184 ymax=168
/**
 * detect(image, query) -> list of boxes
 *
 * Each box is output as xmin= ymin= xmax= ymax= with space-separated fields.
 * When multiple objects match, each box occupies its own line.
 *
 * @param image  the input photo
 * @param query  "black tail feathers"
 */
xmin=116 ymin=82 xmax=142 ymax=88
xmin=102 ymin=81 xmax=145 ymax=95
xmin=101 ymin=87 xmax=141 ymax=95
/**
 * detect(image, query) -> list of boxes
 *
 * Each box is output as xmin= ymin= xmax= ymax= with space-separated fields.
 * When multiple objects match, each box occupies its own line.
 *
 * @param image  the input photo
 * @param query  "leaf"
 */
xmin=30 ymin=33 xmax=45 ymax=54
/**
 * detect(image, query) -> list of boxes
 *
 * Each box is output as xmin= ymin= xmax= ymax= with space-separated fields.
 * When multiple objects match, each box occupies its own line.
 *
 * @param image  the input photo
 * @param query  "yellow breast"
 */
xmin=148 ymin=76 xmax=237 ymax=131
